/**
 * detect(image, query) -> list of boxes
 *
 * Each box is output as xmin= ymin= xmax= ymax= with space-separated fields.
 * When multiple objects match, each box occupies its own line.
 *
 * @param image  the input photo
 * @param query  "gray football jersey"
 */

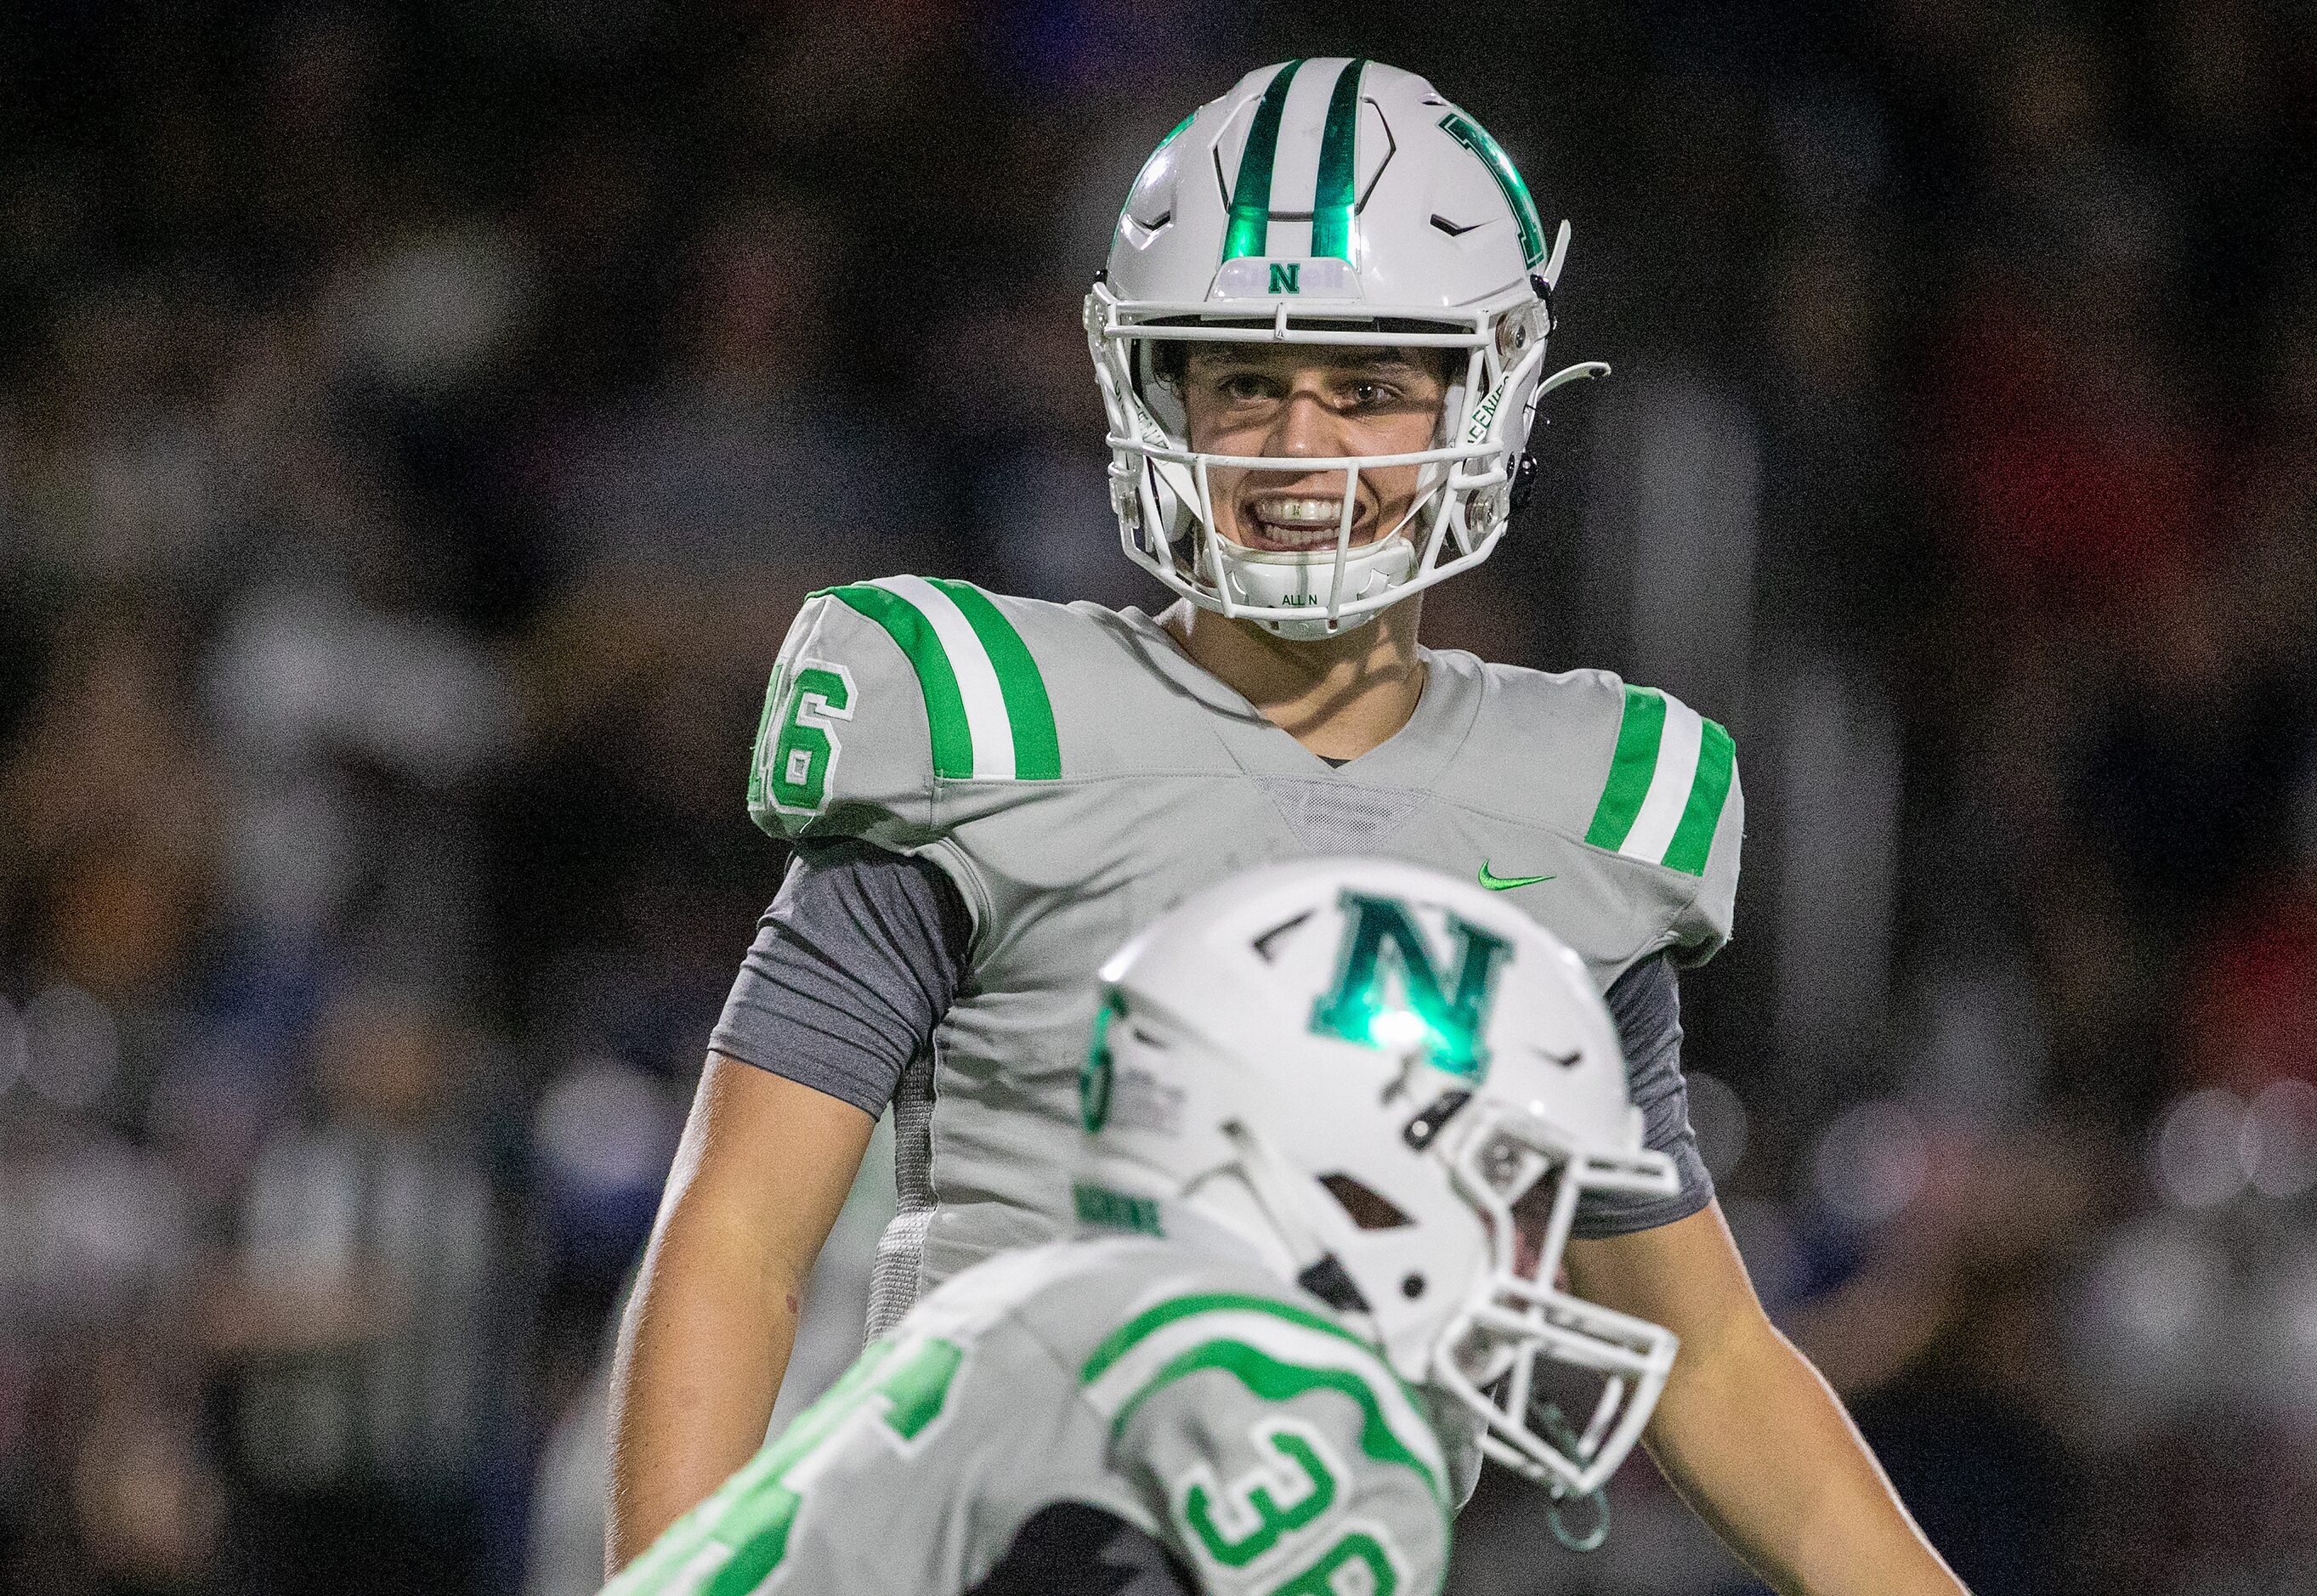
xmin=747 ymin=578 xmax=1742 ymax=1328
xmin=603 ymin=1236 xmax=1453 ymax=1596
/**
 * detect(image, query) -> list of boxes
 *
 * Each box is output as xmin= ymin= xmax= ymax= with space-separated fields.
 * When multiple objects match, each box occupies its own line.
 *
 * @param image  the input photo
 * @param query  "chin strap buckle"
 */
xmin=1547 ymin=1486 xmax=1610 ymax=1554
xmin=1535 ymin=1402 xmax=1610 ymax=1552
xmin=1509 ymin=453 xmax=1539 ymax=513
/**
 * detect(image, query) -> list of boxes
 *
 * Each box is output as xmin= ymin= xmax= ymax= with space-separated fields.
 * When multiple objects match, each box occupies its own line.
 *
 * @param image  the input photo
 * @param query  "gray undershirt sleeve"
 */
xmin=710 ymin=840 xmax=971 ymax=1118
xmin=1572 ymin=952 xmax=1715 ymax=1238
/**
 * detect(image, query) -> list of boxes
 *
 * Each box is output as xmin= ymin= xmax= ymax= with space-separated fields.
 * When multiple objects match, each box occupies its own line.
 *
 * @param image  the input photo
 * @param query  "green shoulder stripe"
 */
xmin=930 ymin=580 xmax=1061 ymax=780
xmin=1081 ymin=1293 xmax=1445 ymax=1508
xmin=1583 ymin=684 xmax=1665 ymax=852
xmin=1663 ymin=717 xmax=1736 ymax=875
xmin=823 ymin=583 xmax=973 ymax=778
xmin=1082 ymin=1291 xmax=1365 ymax=1383
xmin=817 ymin=577 xmax=1061 ymax=783
xmin=1583 ymin=683 xmax=1733 ymax=877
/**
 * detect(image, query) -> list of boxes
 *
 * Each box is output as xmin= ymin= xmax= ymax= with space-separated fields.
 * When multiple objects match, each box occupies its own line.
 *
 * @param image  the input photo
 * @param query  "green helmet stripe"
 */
xmin=1222 ymin=59 xmax=1303 ymax=261
xmin=1438 ymin=110 xmax=1547 ymax=268
xmin=1310 ymin=58 xmax=1367 ymax=259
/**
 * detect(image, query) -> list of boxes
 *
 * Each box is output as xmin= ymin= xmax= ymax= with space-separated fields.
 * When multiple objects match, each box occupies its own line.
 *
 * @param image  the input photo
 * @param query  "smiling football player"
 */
xmin=609 ymin=58 xmax=1965 ymax=1595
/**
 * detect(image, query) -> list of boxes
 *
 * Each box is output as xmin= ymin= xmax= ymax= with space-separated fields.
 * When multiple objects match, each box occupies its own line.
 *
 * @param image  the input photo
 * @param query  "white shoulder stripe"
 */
xmin=870 ymin=575 xmax=1017 ymax=780
xmin=1617 ymin=693 xmax=1704 ymax=864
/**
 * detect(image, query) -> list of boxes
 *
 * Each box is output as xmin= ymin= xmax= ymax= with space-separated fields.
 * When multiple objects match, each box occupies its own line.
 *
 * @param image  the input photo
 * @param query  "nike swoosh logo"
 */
xmin=1478 ymin=862 xmax=1555 ymax=891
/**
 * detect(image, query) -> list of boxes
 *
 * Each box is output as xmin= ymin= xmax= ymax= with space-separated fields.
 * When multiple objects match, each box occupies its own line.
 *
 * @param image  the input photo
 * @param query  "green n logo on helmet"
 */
xmin=1268 ymin=263 xmax=1300 ymax=294
xmin=1309 ymin=892 xmax=1513 ymax=1078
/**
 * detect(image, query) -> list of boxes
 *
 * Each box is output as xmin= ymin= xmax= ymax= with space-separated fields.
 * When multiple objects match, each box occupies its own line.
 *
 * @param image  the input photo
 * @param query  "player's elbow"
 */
xmin=1650 ymin=1292 xmax=1797 ymax=1429
xmin=644 ymin=1051 xmax=878 ymax=1310
xmin=642 ymin=1157 xmax=807 ymax=1317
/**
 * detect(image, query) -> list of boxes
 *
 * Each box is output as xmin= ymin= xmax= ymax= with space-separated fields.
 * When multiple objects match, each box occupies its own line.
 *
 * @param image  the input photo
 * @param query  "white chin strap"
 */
xmin=1208 ymin=534 xmax=1419 ymax=641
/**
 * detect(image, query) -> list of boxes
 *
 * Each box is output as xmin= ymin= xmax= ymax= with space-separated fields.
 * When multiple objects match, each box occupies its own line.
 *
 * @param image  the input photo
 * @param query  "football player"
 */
xmin=609 ymin=59 xmax=1965 ymax=1593
xmin=605 ymin=861 xmax=1684 ymax=1596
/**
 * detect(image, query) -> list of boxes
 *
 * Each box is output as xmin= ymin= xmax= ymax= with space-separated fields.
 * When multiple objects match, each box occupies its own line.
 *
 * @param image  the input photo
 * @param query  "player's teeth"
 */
xmin=1256 ymin=499 xmax=1345 ymax=527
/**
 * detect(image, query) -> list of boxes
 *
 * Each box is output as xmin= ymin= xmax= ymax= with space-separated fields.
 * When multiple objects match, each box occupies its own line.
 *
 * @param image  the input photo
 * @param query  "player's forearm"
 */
xmin=1642 ymin=1311 xmax=1968 ymax=1596
xmin=605 ymin=1215 xmax=800 ymax=1571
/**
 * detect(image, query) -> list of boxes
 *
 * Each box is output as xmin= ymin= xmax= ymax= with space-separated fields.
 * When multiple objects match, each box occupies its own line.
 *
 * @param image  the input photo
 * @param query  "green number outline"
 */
xmin=1268 ymin=1524 xmax=1405 ymax=1595
xmin=1175 ymin=1416 xmax=1345 ymax=1571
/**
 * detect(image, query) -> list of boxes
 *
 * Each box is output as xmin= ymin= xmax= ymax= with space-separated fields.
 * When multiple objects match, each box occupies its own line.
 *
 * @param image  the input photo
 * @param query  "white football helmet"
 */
xmin=1078 ymin=858 xmax=1678 ymax=1501
xmin=1087 ymin=59 xmax=1607 ymax=640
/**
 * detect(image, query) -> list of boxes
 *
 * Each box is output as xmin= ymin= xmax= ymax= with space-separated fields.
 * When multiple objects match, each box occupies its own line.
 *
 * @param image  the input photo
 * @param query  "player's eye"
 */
xmin=1343 ymin=379 xmax=1401 ymax=410
xmin=1217 ymin=371 xmax=1274 ymax=403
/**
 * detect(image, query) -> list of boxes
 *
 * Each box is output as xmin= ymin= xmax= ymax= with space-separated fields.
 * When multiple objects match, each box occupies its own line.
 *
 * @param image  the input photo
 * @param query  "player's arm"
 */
xmin=608 ymin=840 xmax=972 ymax=1569
xmin=1565 ymin=1205 xmax=1969 ymax=1596
xmin=612 ymin=588 xmax=974 ymax=1569
xmin=608 ymin=1057 xmax=873 ymax=1568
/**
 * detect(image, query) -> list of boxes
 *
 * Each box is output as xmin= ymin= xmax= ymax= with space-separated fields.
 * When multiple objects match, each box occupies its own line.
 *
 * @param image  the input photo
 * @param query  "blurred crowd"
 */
xmin=2 ymin=3 xmax=2314 ymax=1593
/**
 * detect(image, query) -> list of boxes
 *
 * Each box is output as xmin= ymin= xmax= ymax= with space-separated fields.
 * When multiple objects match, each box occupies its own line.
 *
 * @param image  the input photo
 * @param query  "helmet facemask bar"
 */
xmin=1428 ymin=1106 xmax=1682 ymax=1499
xmin=1086 ymin=283 xmax=1553 ymax=637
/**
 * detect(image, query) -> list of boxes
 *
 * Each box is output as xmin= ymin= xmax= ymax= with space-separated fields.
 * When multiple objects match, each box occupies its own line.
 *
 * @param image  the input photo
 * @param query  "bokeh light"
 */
xmin=2241 ymin=1080 xmax=2317 ymax=1199
xmin=2153 ymin=1089 xmax=2251 ymax=1209
xmin=1810 ymin=1098 xmax=1928 ymax=1230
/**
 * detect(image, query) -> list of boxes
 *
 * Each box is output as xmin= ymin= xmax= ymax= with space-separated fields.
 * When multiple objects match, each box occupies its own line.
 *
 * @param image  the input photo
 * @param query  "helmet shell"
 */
xmin=1087 ymin=60 xmax=1587 ymax=637
xmin=1106 ymin=59 xmax=1541 ymax=314
xmin=1080 ymin=857 xmax=1645 ymax=1381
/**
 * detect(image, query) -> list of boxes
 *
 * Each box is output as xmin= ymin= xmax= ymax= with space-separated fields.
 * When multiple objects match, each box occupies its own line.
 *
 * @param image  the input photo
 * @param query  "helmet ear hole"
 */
xmin=1318 ymin=1172 xmax=1412 ymax=1231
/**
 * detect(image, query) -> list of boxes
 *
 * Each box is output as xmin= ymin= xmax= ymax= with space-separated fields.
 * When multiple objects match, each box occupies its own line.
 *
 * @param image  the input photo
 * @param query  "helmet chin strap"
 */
xmin=1206 ymin=479 xmax=1447 ymax=640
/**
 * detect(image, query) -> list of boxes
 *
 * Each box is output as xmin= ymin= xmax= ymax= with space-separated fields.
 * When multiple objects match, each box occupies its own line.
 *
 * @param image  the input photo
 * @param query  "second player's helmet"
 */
xmin=1078 ymin=859 xmax=1679 ymax=1500
xmin=1087 ymin=59 xmax=1606 ymax=640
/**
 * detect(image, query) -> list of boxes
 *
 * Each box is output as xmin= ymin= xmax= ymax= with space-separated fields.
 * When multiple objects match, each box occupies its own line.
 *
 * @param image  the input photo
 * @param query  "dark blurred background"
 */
xmin=3 ymin=3 xmax=2314 ymax=1593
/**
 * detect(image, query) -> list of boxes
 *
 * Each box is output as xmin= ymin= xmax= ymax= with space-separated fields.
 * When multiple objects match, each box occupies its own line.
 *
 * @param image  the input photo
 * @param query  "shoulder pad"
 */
xmin=746 ymin=577 xmax=1063 ymax=843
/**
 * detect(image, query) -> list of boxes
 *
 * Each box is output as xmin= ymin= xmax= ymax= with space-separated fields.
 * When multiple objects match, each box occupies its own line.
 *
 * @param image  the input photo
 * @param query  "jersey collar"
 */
xmin=1114 ymin=604 xmax=1483 ymax=790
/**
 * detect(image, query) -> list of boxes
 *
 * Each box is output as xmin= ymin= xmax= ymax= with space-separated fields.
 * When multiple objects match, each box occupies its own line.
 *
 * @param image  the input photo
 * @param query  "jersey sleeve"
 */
xmin=746 ymin=585 xmax=945 ymax=847
xmin=1086 ymin=1297 xmax=1453 ymax=1596
xmin=1578 ymin=682 xmax=1745 ymax=968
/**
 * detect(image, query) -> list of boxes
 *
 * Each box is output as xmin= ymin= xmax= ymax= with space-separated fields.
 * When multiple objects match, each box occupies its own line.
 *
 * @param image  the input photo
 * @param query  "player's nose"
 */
xmin=1260 ymin=384 xmax=1348 ymax=467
